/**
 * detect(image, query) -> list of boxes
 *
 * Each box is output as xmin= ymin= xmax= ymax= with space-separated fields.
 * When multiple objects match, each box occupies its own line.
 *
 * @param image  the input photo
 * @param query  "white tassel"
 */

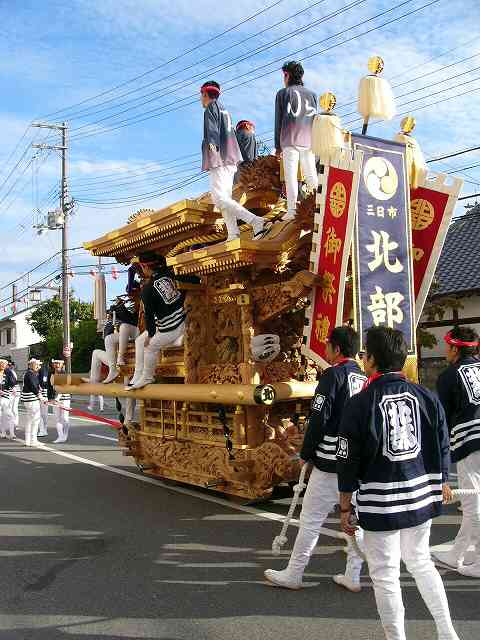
xmin=394 ymin=132 xmax=427 ymax=189
xmin=358 ymin=75 xmax=396 ymax=121
xmin=311 ymin=113 xmax=345 ymax=162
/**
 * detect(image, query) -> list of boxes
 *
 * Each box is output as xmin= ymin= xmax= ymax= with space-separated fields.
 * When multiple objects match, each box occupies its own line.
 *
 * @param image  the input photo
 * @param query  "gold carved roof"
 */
xmin=167 ymin=220 xmax=310 ymax=276
xmin=83 ymin=199 xmax=219 ymax=261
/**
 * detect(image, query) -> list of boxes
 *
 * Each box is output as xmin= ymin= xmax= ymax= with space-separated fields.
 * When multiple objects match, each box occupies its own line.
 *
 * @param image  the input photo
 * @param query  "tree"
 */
xmin=417 ymin=278 xmax=463 ymax=349
xmin=27 ymin=296 xmax=103 ymax=371
xmin=27 ymin=296 xmax=94 ymax=340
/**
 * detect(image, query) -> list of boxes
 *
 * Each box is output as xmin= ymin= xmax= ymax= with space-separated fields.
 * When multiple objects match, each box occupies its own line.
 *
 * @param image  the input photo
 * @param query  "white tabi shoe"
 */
xmin=81 ymin=377 xmax=91 ymax=383
xmin=117 ymin=356 xmax=126 ymax=366
xmin=457 ymin=562 xmax=480 ymax=578
xmin=251 ymin=219 xmax=269 ymax=240
xmin=102 ymin=368 xmax=119 ymax=384
xmin=432 ymin=549 xmax=462 ymax=570
xmin=87 ymin=405 xmax=94 ymax=412
xmin=264 ymin=569 xmax=303 ymax=590
xmin=281 ymin=211 xmax=296 ymax=222
xmin=128 ymin=377 xmax=154 ymax=391
xmin=333 ymin=574 xmax=362 ymax=593
xmin=225 ymin=234 xmax=240 ymax=243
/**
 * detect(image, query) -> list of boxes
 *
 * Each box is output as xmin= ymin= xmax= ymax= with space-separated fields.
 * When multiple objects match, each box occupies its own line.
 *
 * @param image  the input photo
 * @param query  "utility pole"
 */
xmin=32 ymin=122 xmax=71 ymax=373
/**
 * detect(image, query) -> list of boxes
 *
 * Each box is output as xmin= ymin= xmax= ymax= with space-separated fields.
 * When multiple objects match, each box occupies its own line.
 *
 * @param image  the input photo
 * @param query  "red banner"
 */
xmin=303 ymin=152 xmax=362 ymax=367
xmin=410 ymin=174 xmax=463 ymax=322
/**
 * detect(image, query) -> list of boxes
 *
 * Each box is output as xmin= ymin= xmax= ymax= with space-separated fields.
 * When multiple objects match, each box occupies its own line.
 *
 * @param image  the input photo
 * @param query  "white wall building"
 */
xmin=0 ymin=305 xmax=41 ymax=375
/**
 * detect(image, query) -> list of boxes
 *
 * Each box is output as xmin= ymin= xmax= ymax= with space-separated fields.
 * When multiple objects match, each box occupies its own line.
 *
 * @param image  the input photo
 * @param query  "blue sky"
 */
xmin=0 ymin=0 xmax=478 ymax=315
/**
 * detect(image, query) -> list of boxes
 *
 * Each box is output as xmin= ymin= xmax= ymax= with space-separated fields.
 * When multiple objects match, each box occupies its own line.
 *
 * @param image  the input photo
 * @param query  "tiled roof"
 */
xmin=434 ymin=204 xmax=480 ymax=296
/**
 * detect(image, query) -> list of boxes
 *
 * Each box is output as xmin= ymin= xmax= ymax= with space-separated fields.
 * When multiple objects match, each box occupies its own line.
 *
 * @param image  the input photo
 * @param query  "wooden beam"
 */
xmin=420 ymin=316 xmax=480 ymax=329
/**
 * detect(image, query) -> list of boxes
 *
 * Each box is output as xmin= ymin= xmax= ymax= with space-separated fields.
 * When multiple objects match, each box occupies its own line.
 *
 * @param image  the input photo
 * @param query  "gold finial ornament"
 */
xmin=368 ymin=55 xmax=384 ymax=75
xmin=400 ymin=115 xmax=416 ymax=134
xmin=319 ymin=91 xmax=336 ymax=113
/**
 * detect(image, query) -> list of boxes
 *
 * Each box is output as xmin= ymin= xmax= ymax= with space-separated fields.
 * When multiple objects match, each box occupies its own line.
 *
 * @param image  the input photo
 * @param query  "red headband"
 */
xmin=236 ymin=120 xmax=255 ymax=131
xmin=444 ymin=331 xmax=480 ymax=348
xmin=201 ymin=85 xmax=220 ymax=96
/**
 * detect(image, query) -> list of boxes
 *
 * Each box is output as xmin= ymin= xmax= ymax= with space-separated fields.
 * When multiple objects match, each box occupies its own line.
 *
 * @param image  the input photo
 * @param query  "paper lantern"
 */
xmin=358 ymin=56 xmax=396 ymax=133
xmin=311 ymin=92 xmax=347 ymax=162
xmin=394 ymin=116 xmax=427 ymax=189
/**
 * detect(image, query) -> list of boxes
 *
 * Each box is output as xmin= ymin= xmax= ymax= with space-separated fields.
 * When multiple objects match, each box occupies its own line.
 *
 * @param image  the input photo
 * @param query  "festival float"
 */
xmin=54 ymin=58 xmax=463 ymax=500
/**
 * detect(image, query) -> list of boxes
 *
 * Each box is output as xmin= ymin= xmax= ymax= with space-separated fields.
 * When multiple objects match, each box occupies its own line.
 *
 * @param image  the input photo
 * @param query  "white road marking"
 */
xmin=11 ymin=438 xmax=344 ymax=541
xmin=87 ymin=433 xmax=117 ymax=442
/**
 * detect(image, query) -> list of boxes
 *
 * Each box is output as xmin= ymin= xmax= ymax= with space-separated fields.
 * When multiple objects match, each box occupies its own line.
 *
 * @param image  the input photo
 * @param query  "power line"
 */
xmin=341 ymin=82 xmax=480 ymax=130
xmin=337 ymin=50 xmax=480 ymax=113
xmin=68 ymin=0 xmax=421 ymax=142
xmin=446 ymin=161 xmax=480 ymax=174
xmin=60 ymin=0 xmax=332 ymax=124
xmin=427 ymin=146 xmax=480 ymax=163
xmin=69 ymin=0 xmax=367 ymax=138
xmin=76 ymin=171 xmax=207 ymax=207
xmin=68 ymin=153 xmax=199 ymax=185
xmin=70 ymin=159 xmax=199 ymax=190
xmin=459 ymin=193 xmax=480 ymax=201
xmin=339 ymin=62 xmax=480 ymax=118
xmin=38 ymin=0 xmax=289 ymax=121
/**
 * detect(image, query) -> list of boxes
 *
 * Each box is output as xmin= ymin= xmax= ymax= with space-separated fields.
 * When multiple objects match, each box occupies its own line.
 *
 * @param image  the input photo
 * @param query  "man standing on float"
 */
xmin=434 ymin=326 xmax=480 ymax=578
xmin=200 ymin=81 xmax=267 ymax=242
xmin=275 ymin=61 xmax=318 ymax=221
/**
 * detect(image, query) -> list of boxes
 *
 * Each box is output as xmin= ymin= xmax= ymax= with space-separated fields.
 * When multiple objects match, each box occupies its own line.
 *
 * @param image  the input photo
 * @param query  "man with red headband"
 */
xmin=200 ymin=81 xmax=267 ymax=242
xmin=235 ymin=120 xmax=257 ymax=165
xmin=264 ymin=326 xmax=366 ymax=591
xmin=434 ymin=325 xmax=480 ymax=578
xmin=275 ymin=61 xmax=318 ymax=221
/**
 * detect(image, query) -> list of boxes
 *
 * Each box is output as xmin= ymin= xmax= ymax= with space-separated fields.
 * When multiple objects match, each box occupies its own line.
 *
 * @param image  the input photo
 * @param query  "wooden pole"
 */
xmin=53 ymin=376 xmax=317 ymax=406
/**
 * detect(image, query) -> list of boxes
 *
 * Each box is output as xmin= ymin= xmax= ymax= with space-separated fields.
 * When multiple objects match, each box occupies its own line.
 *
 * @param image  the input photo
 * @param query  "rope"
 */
xmin=47 ymin=401 xmax=121 ymax=429
xmin=217 ymin=405 xmax=235 ymax=461
xmin=451 ymin=489 xmax=479 ymax=498
xmin=272 ymin=462 xmax=309 ymax=555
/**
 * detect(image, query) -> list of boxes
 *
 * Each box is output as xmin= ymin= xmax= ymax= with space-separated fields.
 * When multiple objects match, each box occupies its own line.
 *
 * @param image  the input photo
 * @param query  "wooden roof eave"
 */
xmin=167 ymin=222 xmax=312 ymax=276
xmin=83 ymin=199 xmax=217 ymax=259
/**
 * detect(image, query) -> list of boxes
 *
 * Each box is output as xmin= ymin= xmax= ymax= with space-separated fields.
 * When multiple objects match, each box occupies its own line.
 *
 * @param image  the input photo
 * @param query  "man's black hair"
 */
xmin=282 ymin=61 xmax=304 ymax=86
xmin=365 ymin=326 xmax=408 ymax=373
xmin=201 ymin=80 xmax=220 ymax=99
xmin=328 ymin=326 xmax=359 ymax=358
xmin=450 ymin=325 xmax=480 ymax=359
xmin=138 ymin=252 xmax=166 ymax=268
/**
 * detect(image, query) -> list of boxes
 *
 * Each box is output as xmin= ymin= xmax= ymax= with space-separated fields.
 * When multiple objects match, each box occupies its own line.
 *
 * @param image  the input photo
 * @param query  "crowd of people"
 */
xmin=263 ymin=324 xmax=479 ymax=640
xmin=0 ymin=356 xmax=70 ymax=447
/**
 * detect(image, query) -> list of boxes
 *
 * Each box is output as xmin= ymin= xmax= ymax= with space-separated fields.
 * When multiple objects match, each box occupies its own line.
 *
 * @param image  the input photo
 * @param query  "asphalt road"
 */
xmin=0 ymin=398 xmax=478 ymax=640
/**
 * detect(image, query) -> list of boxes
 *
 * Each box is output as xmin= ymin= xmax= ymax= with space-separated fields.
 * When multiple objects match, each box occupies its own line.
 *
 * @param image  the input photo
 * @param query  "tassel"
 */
xmin=311 ymin=92 xmax=345 ymax=162
xmin=394 ymin=116 xmax=426 ymax=189
xmin=358 ymin=56 xmax=396 ymax=133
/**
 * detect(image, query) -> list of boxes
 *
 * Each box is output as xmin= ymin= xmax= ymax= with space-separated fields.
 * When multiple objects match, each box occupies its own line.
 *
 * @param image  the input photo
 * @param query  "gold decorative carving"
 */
xmin=235 ymin=156 xmax=281 ymax=194
xmin=199 ymin=364 xmax=242 ymax=384
xmin=129 ymin=434 xmax=300 ymax=498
